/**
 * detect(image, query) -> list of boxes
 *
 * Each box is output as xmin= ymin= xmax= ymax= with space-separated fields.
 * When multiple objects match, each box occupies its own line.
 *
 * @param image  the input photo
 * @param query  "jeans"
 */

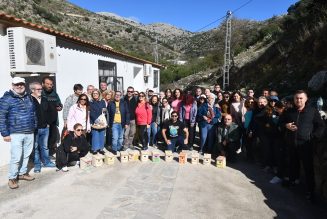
xmin=91 ymin=128 xmax=105 ymax=151
xmin=123 ymin=119 xmax=136 ymax=148
xmin=9 ymin=133 xmax=34 ymax=179
xmin=112 ymin=123 xmax=124 ymax=152
xmin=148 ymin=122 xmax=158 ymax=146
xmin=200 ymin=123 xmax=216 ymax=153
xmin=167 ymin=136 xmax=185 ymax=152
xmin=34 ymin=127 xmax=51 ymax=171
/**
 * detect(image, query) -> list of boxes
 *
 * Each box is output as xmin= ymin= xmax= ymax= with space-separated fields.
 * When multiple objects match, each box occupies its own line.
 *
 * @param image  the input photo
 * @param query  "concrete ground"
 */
xmin=0 ymin=150 xmax=326 ymax=219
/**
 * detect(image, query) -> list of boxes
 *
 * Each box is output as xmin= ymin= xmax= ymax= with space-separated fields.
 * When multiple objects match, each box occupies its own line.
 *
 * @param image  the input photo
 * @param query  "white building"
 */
xmin=0 ymin=13 xmax=162 ymax=166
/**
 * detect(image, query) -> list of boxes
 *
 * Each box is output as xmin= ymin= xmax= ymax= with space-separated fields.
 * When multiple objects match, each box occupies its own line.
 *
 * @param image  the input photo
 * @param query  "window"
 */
xmin=153 ymin=70 xmax=158 ymax=88
xmin=98 ymin=60 xmax=118 ymax=91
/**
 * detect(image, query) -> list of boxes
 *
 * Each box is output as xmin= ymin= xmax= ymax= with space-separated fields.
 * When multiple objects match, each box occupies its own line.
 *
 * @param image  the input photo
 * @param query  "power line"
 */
xmin=193 ymin=0 xmax=254 ymax=33
xmin=182 ymin=0 xmax=254 ymax=52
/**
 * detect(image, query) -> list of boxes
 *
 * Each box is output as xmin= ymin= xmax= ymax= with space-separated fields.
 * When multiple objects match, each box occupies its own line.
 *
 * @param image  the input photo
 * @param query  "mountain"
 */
xmin=0 ymin=0 xmax=264 ymax=66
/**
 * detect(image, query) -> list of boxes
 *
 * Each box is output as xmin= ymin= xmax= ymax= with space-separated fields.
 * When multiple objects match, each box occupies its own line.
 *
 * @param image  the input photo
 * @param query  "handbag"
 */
xmin=92 ymin=113 xmax=108 ymax=129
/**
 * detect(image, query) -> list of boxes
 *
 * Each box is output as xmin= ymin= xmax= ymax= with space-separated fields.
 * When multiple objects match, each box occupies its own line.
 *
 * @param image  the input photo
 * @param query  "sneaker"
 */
xmin=270 ymin=176 xmax=282 ymax=184
xmin=61 ymin=166 xmax=69 ymax=172
xmin=43 ymin=162 xmax=56 ymax=168
xmin=18 ymin=173 xmax=35 ymax=181
xmin=34 ymin=169 xmax=41 ymax=173
xmin=8 ymin=179 xmax=19 ymax=189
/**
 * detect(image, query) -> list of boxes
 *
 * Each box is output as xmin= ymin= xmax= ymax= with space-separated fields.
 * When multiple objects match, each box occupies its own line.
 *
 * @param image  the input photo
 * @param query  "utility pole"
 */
xmin=223 ymin=10 xmax=232 ymax=90
xmin=153 ymin=36 xmax=159 ymax=63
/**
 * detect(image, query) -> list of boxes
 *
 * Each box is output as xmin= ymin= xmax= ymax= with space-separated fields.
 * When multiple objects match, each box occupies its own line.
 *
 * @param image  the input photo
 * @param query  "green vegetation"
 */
xmin=160 ymin=53 xmax=222 ymax=84
xmin=33 ymin=5 xmax=62 ymax=24
xmin=230 ymin=0 xmax=327 ymax=96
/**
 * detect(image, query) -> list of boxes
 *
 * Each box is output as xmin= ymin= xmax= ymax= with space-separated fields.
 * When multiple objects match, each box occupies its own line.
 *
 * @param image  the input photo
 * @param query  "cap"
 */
xmin=200 ymin=94 xmax=207 ymax=99
xmin=12 ymin=77 xmax=25 ymax=84
xmin=269 ymin=96 xmax=279 ymax=101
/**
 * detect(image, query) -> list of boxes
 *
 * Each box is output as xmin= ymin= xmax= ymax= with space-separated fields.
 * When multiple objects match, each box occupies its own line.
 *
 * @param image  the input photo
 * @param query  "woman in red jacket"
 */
xmin=135 ymin=92 xmax=152 ymax=150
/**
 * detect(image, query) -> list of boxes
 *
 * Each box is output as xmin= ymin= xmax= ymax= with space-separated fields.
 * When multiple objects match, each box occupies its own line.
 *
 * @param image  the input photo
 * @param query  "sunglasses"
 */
xmin=127 ymin=90 xmax=134 ymax=93
xmin=171 ymin=115 xmax=178 ymax=117
xmin=75 ymin=129 xmax=83 ymax=132
xmin=224 ymin=96 xmax=229 ymax=98
xmin=80 ymin=98 xmax=87 ymax=101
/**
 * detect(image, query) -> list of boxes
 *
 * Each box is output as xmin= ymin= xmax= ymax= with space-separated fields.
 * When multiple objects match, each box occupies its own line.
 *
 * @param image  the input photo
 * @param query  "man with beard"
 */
xmin=0 ymin=77 xmax=37 ymax=189
xmin=41 ymin=76 xmax=62 ymax=155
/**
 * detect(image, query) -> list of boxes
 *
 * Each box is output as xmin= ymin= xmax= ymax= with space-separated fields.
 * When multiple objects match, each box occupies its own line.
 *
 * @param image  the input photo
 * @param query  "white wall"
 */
xmin=0 ymin=26 xmax=14 ymax=166
xmin=0 ymin=27 xmax=160 ymax=166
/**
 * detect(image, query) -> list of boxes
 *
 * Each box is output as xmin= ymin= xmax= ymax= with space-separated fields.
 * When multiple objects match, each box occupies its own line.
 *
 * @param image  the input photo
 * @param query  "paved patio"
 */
xmin=0 ymin=151 xmax=326 ymax=219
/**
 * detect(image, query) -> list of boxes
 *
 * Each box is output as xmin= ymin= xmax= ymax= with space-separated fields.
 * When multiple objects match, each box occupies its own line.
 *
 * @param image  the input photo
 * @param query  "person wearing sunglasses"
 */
xmin=30 ymin=81 xmax=56 ymax=173
xmin=0 ymin=77 xmax=37 ymax=189
xmin=162 ymin=111 xmax=189 ymax=152
xmin=135 ymin=92 xmax=152 ymax=150
xmin=56 ymin=123 xmax=89 ymax=172
xmin=108 ymin=91 xmax=130 ymax=155
xmin=123 ymin=86 xmax=137 ymax=150
xmin=66 ymin=94 xmax=91 ymax=135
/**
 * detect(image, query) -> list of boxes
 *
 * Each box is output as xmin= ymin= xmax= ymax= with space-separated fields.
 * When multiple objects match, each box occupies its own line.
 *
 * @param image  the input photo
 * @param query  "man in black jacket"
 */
xmin=41 ymin=76 xmax=62 ymax=156
xmin=283 ymin=90 xmax=325 ymax=201
xmin=123 ymin=86 xmax=137 ymax=150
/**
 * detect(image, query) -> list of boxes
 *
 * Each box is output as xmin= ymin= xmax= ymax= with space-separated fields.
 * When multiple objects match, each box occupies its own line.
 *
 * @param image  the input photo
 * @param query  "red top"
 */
xmin=135 ymin=102 xmax=152 ymax=125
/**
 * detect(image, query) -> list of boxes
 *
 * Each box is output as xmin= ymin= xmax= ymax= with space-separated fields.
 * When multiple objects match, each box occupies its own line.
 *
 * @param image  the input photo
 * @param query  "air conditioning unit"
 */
xmin=143 ymin=64 xmax=152 ymax=77
xmin=7 ymin=27 xmax=57 ymax=73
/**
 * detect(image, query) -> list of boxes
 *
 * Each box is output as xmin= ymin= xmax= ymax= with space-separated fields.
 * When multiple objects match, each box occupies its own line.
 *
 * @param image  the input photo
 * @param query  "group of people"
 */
xmin=0 ymin=77 xmax=325 ymax=203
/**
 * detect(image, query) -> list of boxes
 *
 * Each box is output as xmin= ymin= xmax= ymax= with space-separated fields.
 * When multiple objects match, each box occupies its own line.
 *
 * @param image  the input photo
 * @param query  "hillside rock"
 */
xmin=233 ymin=39 xmax=274 ymax=69
xmin=308 ymin=71 xmax=327 ymax=92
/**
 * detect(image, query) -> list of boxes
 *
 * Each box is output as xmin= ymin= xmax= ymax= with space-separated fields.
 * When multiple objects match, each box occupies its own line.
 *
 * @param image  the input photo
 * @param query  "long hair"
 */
xmin=138 ymin=92 xmax=147 ymax=103
xmin=76 ymin=94 xmax=90 ymax=109
xmin=173 ymin=88 xmax=183 ymax=100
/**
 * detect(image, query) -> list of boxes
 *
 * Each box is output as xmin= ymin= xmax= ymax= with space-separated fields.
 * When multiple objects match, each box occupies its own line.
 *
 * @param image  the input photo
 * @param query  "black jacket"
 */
xmin=282 ymin=105 xmax=325 ymax=145
xmin=32 ymin=96 xmax=48 ymax=129
xmin=124 ymin=96 xmax=137 ymax=120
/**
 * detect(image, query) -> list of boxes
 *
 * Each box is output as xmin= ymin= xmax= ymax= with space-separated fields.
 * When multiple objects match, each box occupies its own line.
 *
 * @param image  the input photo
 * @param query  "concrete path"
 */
xmin=0 ymin=153 xmax=326 ymax=219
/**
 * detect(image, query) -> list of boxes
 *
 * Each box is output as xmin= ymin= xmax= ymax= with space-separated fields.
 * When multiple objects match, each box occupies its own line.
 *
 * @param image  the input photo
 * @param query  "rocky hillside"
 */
xmin=229 ymin=0 xmax=327 ymax=97
xmin=0 ymin=0 xmax=265 ymax=66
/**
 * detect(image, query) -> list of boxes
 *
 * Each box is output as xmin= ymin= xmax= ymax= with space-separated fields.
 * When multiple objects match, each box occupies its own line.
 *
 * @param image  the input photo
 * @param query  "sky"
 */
xmin=68 ymin=0 xmax=299 ymax=32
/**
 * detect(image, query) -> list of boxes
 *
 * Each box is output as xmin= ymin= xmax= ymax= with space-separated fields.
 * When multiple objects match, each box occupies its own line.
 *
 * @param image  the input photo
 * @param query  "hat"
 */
xmin=12 ymin=77 xmax=25 ymax=84
xmin=269 ymin=96 xmax=279 ymax=101
xmin=200 ymin=94 xmax=207 ymax=99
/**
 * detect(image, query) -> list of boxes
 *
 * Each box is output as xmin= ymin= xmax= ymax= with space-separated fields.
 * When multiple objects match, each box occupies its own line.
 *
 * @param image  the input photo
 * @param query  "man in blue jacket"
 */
xmin=108 ymin=91 xmax=130 ymax=155
xmin=0 ymin=77 xmax=37 ymax=189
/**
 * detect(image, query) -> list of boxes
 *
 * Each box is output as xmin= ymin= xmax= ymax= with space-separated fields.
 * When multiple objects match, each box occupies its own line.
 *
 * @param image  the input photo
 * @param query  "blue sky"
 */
xmin=69 ymin=0 xmax=299 ymax=32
